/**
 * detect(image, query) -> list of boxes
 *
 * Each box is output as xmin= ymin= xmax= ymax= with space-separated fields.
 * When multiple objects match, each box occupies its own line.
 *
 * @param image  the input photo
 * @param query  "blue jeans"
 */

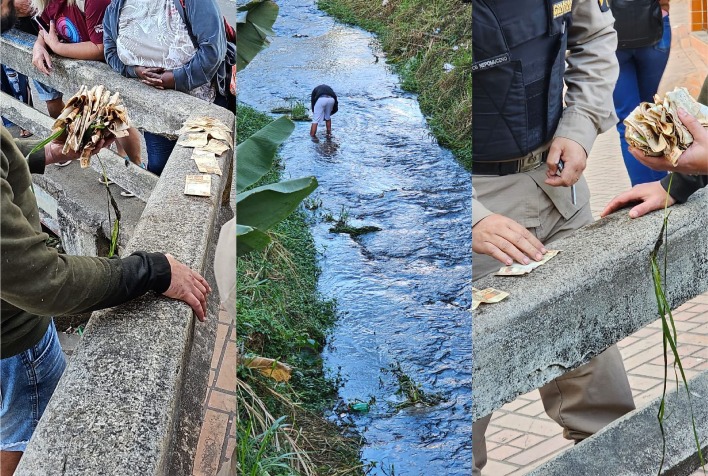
xmin=144 ymin=131 xmax=177 ymax=176
xmin=613 ymin=14 xmax=671 ymax=186
xmin=0 ymin=320 xmax=66 ymax=452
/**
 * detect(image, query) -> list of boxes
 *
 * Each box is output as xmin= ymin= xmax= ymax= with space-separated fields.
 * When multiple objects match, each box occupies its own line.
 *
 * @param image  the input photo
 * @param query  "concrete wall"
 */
xmin=473 ymin=188 xmax=708 ymax=421
xmin=2 ymin=31 xmax=235 ymax=475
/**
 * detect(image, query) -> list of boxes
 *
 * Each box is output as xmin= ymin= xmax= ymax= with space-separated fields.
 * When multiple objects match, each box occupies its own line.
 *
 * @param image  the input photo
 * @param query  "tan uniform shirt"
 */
xmin=472 ymin=0 xmax=619 ymax=226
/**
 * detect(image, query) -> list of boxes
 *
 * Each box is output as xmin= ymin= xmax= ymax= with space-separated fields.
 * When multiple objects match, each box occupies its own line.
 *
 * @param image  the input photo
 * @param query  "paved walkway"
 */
xmin=192 ymin=307 xmax=237 ymax=475
xmin=486 ymin=2 xmax=708 ymax=474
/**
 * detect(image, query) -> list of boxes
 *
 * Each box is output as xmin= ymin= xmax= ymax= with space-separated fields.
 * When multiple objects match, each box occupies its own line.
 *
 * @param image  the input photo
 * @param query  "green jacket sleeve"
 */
xmin=1 ymin=135 xmax=172 ymax=317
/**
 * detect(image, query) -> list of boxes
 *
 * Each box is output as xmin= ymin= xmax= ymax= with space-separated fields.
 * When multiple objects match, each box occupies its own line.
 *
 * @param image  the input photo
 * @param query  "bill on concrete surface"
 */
xmin=184 ymin=174 xmax=212 ymax=197
xmin=495 ymin=250 xmax=561 ymax=276
xmin=472 ymin=287 xmax=510 ymax=310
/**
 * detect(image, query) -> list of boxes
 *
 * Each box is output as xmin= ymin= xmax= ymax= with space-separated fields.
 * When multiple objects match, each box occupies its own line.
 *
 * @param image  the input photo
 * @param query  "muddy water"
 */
xmin=238 ymin=1 xmax=472 ymax=473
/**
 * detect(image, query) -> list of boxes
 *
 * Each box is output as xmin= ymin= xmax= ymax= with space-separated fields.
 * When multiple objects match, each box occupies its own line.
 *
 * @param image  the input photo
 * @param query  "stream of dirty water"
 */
xmin=238 ymin=2 xmax=472 ymax=473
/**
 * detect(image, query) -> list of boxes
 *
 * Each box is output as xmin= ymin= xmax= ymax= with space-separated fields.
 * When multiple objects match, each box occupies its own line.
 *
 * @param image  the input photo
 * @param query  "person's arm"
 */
xmin=102 ymin=0 xmax=137 ymax=78
xmin=41 ymin=20 xmax=104 ymax=60
xmin=546 ymin=1 xmax=619 ymax=187
xmin=32 ymin=34 xmax=54 ymax=75
xmin=170 ymin=0 xmax=225 ymax=92
xmin=659 ymin=173 xmax=708 ymax=204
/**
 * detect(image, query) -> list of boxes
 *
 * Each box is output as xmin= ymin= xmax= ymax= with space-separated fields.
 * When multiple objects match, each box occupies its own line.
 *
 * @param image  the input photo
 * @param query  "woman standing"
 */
xmin=30 ymin=0 xmax=145 ymax=173
xmin=103 ymin=0 xmax=228 ymax=176
xmin=611 ymin=0 xmax=672 ymax=186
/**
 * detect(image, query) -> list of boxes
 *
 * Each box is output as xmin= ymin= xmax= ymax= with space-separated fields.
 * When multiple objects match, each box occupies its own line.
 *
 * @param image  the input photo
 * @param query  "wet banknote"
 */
xmin=495 ymin=250 xmax=560 ymax=276
xmin=472 ymin=287 xmax=509 ymax=310
xmin=178 ymin=133 xmax=209 ymax=148
xmin=200 ymin=139 xmax=231 ymax=155
xmin=184 ymin=174 xmax=211 ymax=197
xmin=192 ymin=150 xmax=222 ymax=175
xmin=472 ymin=287 xmax=509 ymax=303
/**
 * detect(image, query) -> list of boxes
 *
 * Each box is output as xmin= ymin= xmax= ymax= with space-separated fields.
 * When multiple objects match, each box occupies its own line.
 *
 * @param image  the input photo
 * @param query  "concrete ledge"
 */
xmin=1 ymin=30 xmax=229 ymax=136
xmin=528 ymin=369 xmax=708 ymax=475
xmin=473 ymin=188 xmax=708 ymax=420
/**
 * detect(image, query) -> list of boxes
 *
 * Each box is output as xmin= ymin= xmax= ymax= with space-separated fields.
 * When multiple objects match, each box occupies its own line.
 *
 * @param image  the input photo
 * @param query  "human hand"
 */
xmin=472 ymin=214 xmax=547 ymax=266
xmin=134 ymin=66 xmax=157 ymax=81
xmin=545 ymin=137 xmax=588 ymax=187
xmin=44 ymin=135 xmax=116 ymax=164
xmin=140 ymin=68 xmax=175 ymax=90
xmin=600 ymin=181 xmax=676 ymax=219
xmin=629 ymin=109 xmax=708 ymax=175
xmin=162 ymin=254 xmax=212 ymax=321
xmin=32 ymin=41 xmax=53 ymax=75
xmin=40 ymin=19 xmax=60 ymax=50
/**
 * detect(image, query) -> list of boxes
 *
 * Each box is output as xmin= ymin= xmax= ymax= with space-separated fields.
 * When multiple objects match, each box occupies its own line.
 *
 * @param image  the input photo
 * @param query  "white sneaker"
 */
xmin=56 ymin=161 xmax=72 ymax=167
xmin=120 ymin=190 xmax=136 ymax=198
xmin=98 ymin=176 xmax=113 ymax=185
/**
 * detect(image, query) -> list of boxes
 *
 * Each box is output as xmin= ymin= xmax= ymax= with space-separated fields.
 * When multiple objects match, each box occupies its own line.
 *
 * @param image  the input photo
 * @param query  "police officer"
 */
xmin=472 ymin=1 xmax=635 ymax=473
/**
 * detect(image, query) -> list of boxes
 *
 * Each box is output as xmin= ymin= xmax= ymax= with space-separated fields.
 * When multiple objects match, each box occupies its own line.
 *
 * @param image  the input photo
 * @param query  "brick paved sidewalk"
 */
xmin=485 ymin=1 xmax=708 ymax=473
xmin=193 ymin=307 xmax=237 ymax=476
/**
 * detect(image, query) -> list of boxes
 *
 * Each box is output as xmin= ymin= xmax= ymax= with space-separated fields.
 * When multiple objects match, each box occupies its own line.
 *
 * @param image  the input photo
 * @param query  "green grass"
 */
xmin=317 ymin=0 xmax=472 ymax=169
xmin=236 ymin=104 xmax=362 ymax=475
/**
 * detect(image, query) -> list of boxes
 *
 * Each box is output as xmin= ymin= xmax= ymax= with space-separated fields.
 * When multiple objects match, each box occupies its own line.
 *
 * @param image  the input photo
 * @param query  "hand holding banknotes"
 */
xmin=472 ymin=214 xmax=546 ymax=266
xmin=629 ymin=108 xmax=708 ymax=175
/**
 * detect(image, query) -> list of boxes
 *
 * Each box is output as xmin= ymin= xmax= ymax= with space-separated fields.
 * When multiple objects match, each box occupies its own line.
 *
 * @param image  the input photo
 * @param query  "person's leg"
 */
xmin=1 ymin=451 xmax=23 ymax=475
xmin=613 ymin=49 xmax=656 ymax=186
xmin=143 ymin=131 xmax=176 ymax=176
xmin=31 ymin=80 xmax=65 ymax=119
xmin=627 ymin=14 xmax=671 ymax=183
xmin=323 ymin=97 xmax=334 ymax=136
xmin=311 ymin=97 xmax=326 ymax=137
xmin=472 ymin=414 xmax=493 ymax=475
xmin=116 ymin=127 xmax=143 ymax=166
xmin=0 ymin=320 xmax=66 ymax=476
xmin=533 ymin=190 xmax=635 ymax=441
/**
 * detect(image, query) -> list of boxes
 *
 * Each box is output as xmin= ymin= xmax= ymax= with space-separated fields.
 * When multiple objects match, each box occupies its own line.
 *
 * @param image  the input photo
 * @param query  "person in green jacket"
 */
xmin=1 ymin=120 xmax=212 ymax=473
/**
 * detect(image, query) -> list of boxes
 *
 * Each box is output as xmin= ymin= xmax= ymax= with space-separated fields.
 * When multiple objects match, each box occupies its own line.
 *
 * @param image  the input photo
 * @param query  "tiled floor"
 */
xmin=485 ymin=1 xmax=708 ymax=474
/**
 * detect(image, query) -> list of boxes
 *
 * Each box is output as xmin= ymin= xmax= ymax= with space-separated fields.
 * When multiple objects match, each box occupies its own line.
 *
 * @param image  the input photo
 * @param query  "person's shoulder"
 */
xmin=85 ymin=0 xmax=112 ymax=14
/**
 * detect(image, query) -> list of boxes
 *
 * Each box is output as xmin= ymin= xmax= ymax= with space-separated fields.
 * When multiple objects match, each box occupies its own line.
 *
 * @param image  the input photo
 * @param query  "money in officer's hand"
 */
xmin=495 ymin=250 xmax=560 ymax=276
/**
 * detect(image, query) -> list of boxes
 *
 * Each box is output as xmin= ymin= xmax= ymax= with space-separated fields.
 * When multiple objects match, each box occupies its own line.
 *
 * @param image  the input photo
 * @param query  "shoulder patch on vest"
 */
xmin=553 ymin=0 xmax=572 ymax=18
xmin=598 ymin=0 xmax=610 ymax=12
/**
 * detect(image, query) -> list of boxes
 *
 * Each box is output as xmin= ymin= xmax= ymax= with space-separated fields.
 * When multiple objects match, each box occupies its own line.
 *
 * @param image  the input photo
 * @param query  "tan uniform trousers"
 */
xmin=471 ymin=166 xmax=636 ymax=475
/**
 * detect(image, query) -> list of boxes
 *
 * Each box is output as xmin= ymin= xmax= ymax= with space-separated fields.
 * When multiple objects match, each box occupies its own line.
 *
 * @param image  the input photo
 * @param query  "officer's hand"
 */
xmin=600 ymin=181 xmax=676 ymax=219
xmin=630 ymin=109 xmax=708 ymax=175
xmin=545 ymin=137 xmax=587 ymax=187
xmin=162 ymin=254 xmax=212 ymax=322
xmin=472 ymin=214 xmax=546 ymax=266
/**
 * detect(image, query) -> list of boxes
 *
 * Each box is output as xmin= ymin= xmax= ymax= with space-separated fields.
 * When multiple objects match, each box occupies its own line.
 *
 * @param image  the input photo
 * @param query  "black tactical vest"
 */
xmin=473 ymin=0 xmax=571 ymax=162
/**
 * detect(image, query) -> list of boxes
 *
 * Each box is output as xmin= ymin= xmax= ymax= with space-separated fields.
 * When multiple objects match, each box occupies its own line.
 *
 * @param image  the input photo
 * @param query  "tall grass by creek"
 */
xmin=236 ymin=104 xmax=362 ymax=475
xmin=318 ymin=0 xmax=472 ymax=169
